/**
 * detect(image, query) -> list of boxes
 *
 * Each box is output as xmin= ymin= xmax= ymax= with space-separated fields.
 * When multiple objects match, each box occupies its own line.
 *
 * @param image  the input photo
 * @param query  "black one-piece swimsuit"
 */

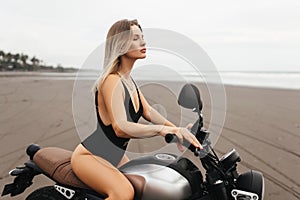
xmin=81 ymin=78 xmax=143 ymax=167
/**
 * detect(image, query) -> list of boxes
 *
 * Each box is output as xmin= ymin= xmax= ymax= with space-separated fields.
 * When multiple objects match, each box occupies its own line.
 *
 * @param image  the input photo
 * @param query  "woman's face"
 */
xmin=124 ymin=25 xmax=146 ymax=59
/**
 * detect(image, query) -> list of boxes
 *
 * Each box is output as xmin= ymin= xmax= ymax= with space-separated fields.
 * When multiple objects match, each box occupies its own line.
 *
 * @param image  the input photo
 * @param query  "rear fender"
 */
xmin=1 ymin=160 xmax=42 ymax=197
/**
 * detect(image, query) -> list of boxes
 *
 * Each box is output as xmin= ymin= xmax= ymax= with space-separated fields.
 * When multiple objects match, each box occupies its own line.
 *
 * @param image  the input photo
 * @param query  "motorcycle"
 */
xmin=2 ymin=83 xmax=264 ymax=200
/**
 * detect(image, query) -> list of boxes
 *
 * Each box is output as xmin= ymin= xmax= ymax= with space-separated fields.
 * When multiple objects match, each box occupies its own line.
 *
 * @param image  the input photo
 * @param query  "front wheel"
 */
xmin=236 ymin=170 xmax=265 ymax=200
xmin=26 ymin=186 xmax=65 ymax=200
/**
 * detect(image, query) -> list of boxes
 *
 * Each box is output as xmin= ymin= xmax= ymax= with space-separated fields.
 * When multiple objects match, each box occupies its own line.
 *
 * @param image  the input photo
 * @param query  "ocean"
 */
xmin=1 ymin=71 xmax=300 ymax=90
xmin=184 ymin=71 xmax=300 ymax=90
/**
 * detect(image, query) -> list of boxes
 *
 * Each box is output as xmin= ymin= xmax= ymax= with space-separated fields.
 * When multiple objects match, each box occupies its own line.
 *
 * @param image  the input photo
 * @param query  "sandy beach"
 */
xmin=0 ymin=75 xmax=299 ymax=200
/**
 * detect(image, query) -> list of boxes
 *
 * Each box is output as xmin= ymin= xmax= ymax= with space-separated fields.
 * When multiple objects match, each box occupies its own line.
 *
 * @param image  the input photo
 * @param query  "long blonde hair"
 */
xmin=92 ymin=19 xmax=142 ymax=92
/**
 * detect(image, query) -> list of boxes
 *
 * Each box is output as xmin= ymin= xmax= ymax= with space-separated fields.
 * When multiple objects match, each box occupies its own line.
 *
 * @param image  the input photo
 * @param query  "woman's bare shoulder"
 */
xmin=100 ymin=74 xmax=122 ymax=92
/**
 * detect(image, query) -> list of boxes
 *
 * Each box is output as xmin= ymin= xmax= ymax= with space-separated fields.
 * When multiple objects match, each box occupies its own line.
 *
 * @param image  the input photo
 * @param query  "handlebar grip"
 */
xmin=165 ymin=133 xmax=178 ymax=143
xmin=165 ymin=133 xmax=199 ymax=152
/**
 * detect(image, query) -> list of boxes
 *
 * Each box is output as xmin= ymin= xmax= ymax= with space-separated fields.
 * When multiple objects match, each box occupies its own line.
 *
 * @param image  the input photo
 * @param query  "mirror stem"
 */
xmin=198 ymin=111 xmax=203 ymax=129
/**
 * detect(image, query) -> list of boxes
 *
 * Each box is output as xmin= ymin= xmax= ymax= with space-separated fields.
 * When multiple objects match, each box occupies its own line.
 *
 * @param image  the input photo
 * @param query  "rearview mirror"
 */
xmin=178 ymin=84 xmax=202 ymax=112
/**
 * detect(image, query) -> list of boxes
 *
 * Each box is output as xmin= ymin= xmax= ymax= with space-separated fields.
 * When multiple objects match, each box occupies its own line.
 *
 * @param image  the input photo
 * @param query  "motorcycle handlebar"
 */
xmin=165 ymin=134 xmax=202 ymax=156
xmin=165 ymin=133 xmax=178 ymax=143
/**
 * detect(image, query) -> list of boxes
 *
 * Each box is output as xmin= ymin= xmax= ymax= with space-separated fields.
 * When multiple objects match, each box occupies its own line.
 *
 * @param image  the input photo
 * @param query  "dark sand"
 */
xmin=0 ymin=75 xmax=299 ymax=200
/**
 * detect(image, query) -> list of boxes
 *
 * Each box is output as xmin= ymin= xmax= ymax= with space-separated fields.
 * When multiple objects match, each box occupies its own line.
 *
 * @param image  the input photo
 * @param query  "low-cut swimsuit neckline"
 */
xmin=81 ymin=75 xmax=143 ymax=167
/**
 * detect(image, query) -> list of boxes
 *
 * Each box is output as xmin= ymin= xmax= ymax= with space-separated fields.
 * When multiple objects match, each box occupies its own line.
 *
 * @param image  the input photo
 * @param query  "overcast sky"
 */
xmin=1 ymin=0 xmax=300 ymax=71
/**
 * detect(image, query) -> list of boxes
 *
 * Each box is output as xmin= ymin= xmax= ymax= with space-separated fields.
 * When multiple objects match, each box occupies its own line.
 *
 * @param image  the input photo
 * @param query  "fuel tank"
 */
xmin=119 ymin=153 xmax=193 ymax=200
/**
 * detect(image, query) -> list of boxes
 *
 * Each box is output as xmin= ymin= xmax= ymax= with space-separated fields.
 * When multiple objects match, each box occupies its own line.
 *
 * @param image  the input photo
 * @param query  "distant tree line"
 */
xmin=0 ymin=50 xmax=77 ymax=72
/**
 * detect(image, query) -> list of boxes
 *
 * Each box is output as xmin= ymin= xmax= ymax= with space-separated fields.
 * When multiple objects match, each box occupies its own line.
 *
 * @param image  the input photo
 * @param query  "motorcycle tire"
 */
xmin=25 ymin=186 xmax=65 ymax=200
xmin=236 ymin=170 xmax=264 ymax=200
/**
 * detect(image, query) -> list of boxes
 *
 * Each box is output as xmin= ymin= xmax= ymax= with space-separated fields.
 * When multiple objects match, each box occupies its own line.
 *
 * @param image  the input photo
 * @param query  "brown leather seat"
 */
xmin=33 ymin=147 xmax=145 ymax=199
xmin=33 ymin=147 xmax=90 ymax=189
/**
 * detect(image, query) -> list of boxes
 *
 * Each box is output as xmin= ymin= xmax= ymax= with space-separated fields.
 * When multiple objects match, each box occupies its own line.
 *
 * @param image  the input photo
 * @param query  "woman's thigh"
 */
xmin=71 ymin=144 xmax=133 ymax=197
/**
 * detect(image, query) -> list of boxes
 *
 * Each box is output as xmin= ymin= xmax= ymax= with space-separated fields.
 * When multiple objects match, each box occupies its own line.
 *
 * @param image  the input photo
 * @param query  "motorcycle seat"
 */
xmin=33 ymin=147 xmax=145 ymax=199
xmin=33 ymin=147 xmax=90 ymax=189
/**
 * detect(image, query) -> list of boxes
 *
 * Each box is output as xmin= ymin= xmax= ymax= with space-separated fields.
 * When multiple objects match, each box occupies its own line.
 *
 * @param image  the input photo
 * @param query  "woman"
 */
xmin=71 ymin=19 xmax=202 ymax=200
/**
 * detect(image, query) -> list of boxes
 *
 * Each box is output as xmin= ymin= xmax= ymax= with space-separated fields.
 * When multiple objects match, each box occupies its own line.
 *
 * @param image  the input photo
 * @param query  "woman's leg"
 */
xmin=71 ymin=144 xmax=134 ymax=200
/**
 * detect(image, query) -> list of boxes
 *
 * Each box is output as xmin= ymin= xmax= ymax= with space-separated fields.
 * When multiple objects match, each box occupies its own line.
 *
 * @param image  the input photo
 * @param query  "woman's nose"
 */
xmin=141 ymin=40 xmax=146 ymax=47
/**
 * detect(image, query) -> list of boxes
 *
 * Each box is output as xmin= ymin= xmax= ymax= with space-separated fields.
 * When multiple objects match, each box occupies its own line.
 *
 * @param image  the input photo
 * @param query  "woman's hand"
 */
xmin=185 ymin=123 xmax=193 ymax=130
xmin=159 ymin=126 xmax=202 ymax=152
xmin=176 ymin=127 xmax=202 ymax=152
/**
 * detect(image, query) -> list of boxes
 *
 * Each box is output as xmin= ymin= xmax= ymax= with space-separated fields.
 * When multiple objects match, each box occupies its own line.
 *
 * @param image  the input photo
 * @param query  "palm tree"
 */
xmin=30 ymin=56 xmax=40 ymax=66
xmin=6 ymin=52 xmax=12 ymax=62
xmin=20 ymin=54 xmax=28 ymax=65
xmin=13 ymin=53 xmax=20 ymax=63
xmin=11 ymin=53 xmax=21 ymax=69
xmin=0 ymin=50 xmax=4 ymax=60
xmin=0 ymin=50 xmax=4 ymax=71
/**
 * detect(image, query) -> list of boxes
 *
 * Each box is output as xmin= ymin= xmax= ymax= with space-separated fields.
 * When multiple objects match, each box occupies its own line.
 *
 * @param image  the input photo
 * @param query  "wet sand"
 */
xmin=0 ymin=75 xmax=299 ymax=200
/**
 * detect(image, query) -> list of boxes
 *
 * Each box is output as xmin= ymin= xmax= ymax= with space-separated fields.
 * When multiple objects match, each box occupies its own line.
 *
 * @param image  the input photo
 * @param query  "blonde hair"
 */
xmin=92 ymin=19 xmax=142 ymax=92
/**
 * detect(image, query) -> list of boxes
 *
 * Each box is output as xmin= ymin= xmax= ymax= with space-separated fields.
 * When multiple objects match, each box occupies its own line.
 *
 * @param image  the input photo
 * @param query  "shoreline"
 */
xmin=1 ymin=71 xmax=300 ymax=91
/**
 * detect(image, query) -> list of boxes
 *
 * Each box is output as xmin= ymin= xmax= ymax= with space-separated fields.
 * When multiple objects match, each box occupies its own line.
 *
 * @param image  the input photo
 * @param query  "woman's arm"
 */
xmin=101 ymin=75 xmax=174 ymax=138
xmin=139 ymin=91 xmax=175 ymax=127
xmin=101 ymin=75 xmax=201 ymax=149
